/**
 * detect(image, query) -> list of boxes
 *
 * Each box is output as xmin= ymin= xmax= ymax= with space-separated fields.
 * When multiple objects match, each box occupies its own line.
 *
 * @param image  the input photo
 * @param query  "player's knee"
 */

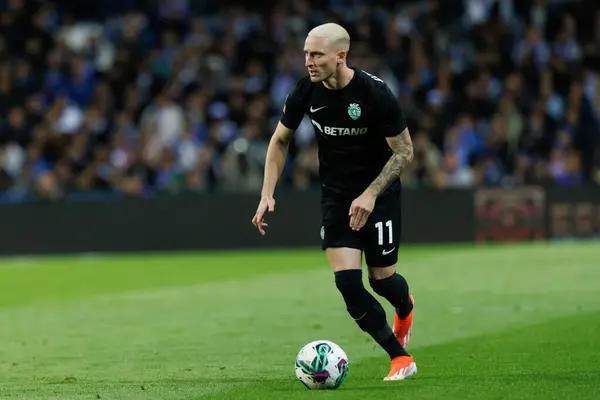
xmin=369 ymin=271 xmax=406 ymax=297
xmin=334 ymin=270 xmax=363 ymax=299
xmin=334 ymin=270 xmax=369 ymax=316
xmin=368 ymin=265 xmax=396 ymax=281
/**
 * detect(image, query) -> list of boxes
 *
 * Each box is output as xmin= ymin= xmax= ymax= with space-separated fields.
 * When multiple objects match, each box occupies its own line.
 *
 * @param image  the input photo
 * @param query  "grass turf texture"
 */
xmin=0 ymin=242 xmax=598 ymax=399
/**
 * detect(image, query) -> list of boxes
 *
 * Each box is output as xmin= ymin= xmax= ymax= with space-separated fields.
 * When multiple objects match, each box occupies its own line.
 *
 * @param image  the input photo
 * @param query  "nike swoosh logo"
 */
xmin=352 ymin=312 xmax=367 ymax=321
xmin=310 ymin=106 xmax=326 ymax=113
xmin=382 ymin=247 xmax=395 ymax=255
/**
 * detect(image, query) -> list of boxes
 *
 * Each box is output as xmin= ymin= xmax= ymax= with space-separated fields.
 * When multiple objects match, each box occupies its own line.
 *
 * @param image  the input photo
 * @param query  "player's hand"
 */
xmin=349 ymin=190 xmax=376 ymax=231
xmin=252 ymin=196 xmax=276 ymax=236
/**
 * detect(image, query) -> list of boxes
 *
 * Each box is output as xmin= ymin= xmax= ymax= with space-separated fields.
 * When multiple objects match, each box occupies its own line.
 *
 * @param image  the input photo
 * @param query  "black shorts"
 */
xmin=320 ymin=192 xmax=402 ymax=268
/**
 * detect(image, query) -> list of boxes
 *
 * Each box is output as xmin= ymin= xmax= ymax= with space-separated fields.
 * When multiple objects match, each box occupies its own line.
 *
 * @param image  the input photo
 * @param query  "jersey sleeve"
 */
xmin=376 ymin=84 xmax=408 ymax=137
xmin=280 ymin=77 xmax=310 ymax=131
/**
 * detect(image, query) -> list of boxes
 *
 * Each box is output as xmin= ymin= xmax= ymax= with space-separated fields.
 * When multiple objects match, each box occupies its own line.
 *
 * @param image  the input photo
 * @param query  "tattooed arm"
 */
xmin=348 ymin=128 xmax=413 ymax=230
xmin=366 ymin=128 xmax=414 ymax=197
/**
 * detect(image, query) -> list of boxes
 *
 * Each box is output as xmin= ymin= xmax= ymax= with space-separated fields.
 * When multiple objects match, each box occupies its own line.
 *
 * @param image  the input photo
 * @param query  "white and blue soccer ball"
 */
xmin=295 ymin=340 xmax=349 ymax=390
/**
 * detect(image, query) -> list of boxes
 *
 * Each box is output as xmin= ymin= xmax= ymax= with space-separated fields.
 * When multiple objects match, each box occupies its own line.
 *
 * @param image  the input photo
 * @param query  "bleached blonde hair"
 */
xmin=307 ymin=23 xmax=350 ymax=52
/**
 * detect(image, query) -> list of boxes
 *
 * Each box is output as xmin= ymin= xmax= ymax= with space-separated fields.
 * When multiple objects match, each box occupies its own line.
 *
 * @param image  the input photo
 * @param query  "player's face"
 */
xmin=304 ymin=36 xmax=341 ymax=82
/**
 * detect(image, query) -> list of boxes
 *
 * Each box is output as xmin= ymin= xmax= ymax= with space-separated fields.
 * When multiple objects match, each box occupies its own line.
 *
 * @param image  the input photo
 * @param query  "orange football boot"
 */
xmin=384 ymin=354 xmax=417 ymax=381
xmin=393 ymin=294 xmax=414 ymax=348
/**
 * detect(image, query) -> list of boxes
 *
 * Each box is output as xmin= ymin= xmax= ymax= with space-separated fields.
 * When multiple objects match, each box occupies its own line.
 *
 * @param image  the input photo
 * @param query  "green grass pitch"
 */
xmin=0 ymin=242 xmax=599 ymax=399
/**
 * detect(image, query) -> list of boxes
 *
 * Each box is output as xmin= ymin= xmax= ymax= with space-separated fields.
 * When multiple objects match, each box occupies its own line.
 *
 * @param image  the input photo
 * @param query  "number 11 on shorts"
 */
xmin=375 ymin=220 xmax=393 ymax=245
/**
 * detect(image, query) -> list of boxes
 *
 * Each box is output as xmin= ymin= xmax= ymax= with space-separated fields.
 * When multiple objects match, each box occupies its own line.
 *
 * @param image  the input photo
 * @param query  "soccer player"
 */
xmin=252 ymin=23 xmax=416 ymax=381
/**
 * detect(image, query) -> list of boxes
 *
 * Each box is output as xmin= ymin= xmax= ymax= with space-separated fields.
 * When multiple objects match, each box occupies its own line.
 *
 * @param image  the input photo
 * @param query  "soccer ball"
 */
xmin=295 ymin=340 xmax=349 ymax=390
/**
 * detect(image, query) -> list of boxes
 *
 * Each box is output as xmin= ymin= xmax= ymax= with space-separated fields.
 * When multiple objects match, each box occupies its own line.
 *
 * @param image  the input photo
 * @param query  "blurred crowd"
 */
xmin=0 ymin=0 xmax=598 ymax=201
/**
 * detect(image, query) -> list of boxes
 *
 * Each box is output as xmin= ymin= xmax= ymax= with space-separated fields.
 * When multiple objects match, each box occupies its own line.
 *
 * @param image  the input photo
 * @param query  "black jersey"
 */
xmin=280 ymin=68 xmax=407 ymax=200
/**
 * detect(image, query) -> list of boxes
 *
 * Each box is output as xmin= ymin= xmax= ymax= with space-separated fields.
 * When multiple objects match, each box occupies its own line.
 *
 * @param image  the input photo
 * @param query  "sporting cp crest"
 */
xmin=320 ymin=226 xmax=325 ymax=240
xmin=347 ymin=103 xmax=361 ymax=120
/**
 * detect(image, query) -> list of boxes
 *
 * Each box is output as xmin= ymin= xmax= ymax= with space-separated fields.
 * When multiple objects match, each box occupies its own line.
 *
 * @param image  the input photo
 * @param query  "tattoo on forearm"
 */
xmin=368 ymin=129 xmax=413 ymax=196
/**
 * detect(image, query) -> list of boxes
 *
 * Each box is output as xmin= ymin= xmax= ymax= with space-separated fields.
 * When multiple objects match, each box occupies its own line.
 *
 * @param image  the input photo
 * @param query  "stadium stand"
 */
xmin=0 ymin=0 xmax=598 ymax=201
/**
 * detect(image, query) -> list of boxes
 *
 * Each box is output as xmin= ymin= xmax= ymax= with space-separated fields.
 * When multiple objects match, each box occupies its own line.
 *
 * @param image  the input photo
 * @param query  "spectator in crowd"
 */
xmin=0 ymin=0 xmax=598 ymax=201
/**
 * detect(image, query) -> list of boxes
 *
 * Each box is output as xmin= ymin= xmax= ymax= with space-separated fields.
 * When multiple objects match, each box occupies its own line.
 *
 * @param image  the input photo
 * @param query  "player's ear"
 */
xmin=337 ymin=51 xmax=346 ymax=64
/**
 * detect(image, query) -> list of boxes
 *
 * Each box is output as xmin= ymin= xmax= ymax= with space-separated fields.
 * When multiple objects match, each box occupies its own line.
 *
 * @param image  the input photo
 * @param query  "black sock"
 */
xmin=369 ymin=273 xmax=413 ymax=319
xmin=334 ymin=270 xmax=408 ymax=359
xmin=379 ymin=333 xmax=409 ymax=359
